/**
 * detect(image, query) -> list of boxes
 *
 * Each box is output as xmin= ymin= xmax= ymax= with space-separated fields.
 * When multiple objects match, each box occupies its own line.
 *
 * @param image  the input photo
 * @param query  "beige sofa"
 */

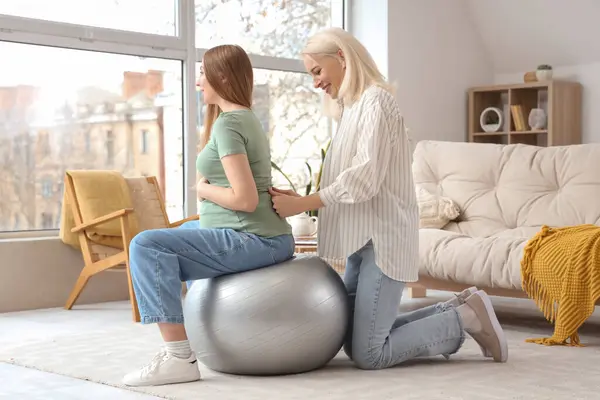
xmin=409 ymin=140 xmax=600 ymax=299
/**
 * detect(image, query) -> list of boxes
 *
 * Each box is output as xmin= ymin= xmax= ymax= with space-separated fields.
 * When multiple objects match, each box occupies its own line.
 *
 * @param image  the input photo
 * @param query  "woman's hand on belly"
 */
xmin=269 ymin=187 xmax=301 ymax=197
xmin=197 ymin=177 xmax=209 ymax=202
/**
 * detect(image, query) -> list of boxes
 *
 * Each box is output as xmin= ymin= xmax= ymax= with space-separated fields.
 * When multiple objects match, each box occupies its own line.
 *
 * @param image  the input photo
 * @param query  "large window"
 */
xmin=0 ymin=41 xmax=183 ymax=232
xmin=0 ymin=0 xmax=345 ymax=235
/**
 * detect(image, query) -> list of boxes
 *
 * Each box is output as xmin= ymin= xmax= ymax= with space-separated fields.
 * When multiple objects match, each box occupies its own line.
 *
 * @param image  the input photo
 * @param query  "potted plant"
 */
xmin=271 ymin=139 xmax=331 ymax=218
xmin=536 ymin=64 xmax=553 ymax=81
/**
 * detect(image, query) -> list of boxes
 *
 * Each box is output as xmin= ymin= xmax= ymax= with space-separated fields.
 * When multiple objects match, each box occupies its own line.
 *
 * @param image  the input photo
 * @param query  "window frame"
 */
xmin=0 ymin=0 xmax=348 ymax=239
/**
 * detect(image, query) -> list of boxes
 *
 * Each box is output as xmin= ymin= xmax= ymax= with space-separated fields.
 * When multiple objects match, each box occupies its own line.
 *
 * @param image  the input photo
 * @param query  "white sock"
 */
xmin=456 ymin=304 xmax=482 ymax=333
xmin=165 ymin=340 xmax=192 ymax=359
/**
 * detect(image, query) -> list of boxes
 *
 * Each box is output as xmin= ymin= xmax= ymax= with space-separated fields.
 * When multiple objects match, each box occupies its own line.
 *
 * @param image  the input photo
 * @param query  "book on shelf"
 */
xmin=510 ymin=105 xmax=527 ymax=131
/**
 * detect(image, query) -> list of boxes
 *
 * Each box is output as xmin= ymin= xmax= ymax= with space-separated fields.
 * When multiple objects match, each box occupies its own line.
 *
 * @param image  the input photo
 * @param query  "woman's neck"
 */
xmin=216 ymin=98 xmax=250 ymax=112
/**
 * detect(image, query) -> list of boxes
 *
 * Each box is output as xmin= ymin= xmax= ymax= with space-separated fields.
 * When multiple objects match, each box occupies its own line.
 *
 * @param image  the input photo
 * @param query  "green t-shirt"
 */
xmin=196 ymin=109 xmax=292 ymax=238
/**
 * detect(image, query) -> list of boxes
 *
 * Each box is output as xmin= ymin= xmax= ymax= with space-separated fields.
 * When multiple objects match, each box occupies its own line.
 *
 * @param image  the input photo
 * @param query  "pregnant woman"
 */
xmin=123 ymin=44 xmax=295 ymax=387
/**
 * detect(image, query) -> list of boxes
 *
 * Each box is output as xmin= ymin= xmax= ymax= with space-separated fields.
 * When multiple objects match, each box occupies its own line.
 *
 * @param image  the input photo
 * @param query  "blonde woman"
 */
xmin=123 ymin=44 xmax=294 ymax=387
xmin=270 ymin=27 xmax=508 ymax=369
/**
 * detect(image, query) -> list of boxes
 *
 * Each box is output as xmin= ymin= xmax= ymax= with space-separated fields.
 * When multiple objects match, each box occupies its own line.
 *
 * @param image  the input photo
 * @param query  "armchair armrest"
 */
xmin=169 ymin=214 xmax=200 ymax=228
xmin=71 ymin=208 xmax=134 ymax=233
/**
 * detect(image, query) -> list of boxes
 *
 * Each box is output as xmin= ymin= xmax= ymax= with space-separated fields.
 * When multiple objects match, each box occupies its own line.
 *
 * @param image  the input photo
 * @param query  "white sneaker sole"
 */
xmin=472 ymin=292 xmax=508 ymax=363
xmin=123 ymin=370 xmax=201 ymax=387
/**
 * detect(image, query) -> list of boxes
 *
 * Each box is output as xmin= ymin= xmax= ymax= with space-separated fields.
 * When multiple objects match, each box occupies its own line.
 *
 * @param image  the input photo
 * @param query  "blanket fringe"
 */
xmin=525 ymin=334 xmax=582 ymax=347
xmin=520 ymin=224 xmax=600 ymax=347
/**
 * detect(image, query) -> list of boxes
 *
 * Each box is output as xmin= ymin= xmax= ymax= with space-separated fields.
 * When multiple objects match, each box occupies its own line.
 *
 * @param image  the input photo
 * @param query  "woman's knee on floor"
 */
xmin=351 ymin=344 xmax=387 ymax=370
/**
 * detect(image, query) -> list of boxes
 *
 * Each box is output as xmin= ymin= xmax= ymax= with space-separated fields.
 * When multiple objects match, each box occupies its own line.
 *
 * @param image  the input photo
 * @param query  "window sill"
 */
xmin=0 ymin=230 xmax=59 ymax=242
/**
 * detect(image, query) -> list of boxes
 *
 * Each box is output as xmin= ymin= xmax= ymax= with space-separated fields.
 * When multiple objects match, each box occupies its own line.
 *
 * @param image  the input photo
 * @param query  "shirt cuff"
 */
xmin=319 ymin=183 xmax=340 ymax=206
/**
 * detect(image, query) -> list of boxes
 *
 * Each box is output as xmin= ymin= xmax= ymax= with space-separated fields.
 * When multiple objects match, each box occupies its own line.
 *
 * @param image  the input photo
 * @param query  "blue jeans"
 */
xmin=129 ymin=220 xmax=295 ymax=324
xmin=343 ymin=241 xmax=465 ymax=369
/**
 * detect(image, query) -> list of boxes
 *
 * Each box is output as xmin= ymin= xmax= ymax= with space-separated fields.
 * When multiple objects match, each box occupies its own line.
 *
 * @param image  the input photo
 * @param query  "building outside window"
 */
xmin=140 ymin=129 xmax=149 ymax=154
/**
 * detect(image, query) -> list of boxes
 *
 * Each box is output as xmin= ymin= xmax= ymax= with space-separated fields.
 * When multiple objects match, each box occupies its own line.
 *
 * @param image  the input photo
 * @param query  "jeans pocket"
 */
xmin=210 ymin=229 xmax=252 ymax=257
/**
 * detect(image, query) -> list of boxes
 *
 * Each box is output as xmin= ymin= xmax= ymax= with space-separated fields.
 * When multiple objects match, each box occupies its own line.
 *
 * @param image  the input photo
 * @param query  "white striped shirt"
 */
xmin=317 ymin=85 xmax=419 ymax=282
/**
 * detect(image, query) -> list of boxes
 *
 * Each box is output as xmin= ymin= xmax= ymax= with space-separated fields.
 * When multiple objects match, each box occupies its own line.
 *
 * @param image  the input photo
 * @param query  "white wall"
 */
xmin=351 ymin=0 xmax=493 ymax=145
xmin=348 ymin=0 xmax=388 ymax=78
xmin=495 ymin=63 xmax=600 ymax=143
xmin=467 ymin=0 xmax=600 ymax=74
xmin=0 ymin=237 xmax=129 ymax=313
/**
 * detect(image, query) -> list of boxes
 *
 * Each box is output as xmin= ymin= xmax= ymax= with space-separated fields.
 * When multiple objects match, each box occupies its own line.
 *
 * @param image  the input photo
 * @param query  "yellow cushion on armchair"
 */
xmin=59 ymin=170 xmax=140 ymax=249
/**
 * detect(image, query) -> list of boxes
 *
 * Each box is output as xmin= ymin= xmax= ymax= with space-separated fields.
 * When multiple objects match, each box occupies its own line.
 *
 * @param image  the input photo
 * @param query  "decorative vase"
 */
xmin=479 ymin=107 xmax=503 ymax=132
xmin=528 ymin=108 xmax=547 ymax=130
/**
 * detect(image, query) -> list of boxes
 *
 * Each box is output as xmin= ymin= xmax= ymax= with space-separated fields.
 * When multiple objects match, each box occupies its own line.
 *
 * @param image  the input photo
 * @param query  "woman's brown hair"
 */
xmin=198 ymin=44 xmax=254 ymax=150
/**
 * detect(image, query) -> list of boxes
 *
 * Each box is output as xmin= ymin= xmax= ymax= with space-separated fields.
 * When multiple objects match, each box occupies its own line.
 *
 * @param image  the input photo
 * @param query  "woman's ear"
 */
xmin=337 ymin=49 xmax=346 ymax=69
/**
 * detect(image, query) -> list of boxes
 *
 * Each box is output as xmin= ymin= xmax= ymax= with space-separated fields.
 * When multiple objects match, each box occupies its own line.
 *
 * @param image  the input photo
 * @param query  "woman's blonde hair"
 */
xmin=198 ymin=44 xmax=253 ymax=150
xmin=302 ymin=27 xmax=392 ymax=117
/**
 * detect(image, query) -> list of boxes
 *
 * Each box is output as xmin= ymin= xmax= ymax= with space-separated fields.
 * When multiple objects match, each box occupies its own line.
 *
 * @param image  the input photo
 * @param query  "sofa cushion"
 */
xmin=419 ymin=229 xmax=529 ymax=289
xmin=413 ymin=141 xmax=600 ymax=238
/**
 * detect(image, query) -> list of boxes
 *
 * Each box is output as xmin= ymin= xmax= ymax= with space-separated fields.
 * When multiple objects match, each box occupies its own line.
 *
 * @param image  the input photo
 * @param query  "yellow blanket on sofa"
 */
xmin=521 ymin=224 xmax=600 ymax=346
xmin=59 ymin=170 xmax=139 ymax=250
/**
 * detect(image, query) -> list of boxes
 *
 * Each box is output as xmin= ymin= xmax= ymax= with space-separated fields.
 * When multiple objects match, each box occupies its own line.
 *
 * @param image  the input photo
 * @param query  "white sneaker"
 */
xmin=122 ymin=349 xmax=201 ymax=387
xmin=462 ymin=291 xmax=508 ymax=363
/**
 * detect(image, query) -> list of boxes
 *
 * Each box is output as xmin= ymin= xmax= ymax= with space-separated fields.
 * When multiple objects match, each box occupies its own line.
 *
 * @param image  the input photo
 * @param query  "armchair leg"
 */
xmin=65 ymin=270 xmax=91 ymax=310
xmin=125 ymin=259 xmax=141 ymax=323
xmin=120 ymin=216 xmax=141 ymax=323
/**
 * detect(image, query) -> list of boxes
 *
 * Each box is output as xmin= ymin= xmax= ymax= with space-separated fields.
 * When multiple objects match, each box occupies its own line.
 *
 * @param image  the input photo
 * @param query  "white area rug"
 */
xmin=2 ymin=299 xmax=600 ymax=399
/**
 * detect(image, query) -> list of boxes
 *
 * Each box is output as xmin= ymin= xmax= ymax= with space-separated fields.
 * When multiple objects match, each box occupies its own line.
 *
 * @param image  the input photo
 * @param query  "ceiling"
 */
xmin=465 ymin=0 xmax=600 ymax=73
